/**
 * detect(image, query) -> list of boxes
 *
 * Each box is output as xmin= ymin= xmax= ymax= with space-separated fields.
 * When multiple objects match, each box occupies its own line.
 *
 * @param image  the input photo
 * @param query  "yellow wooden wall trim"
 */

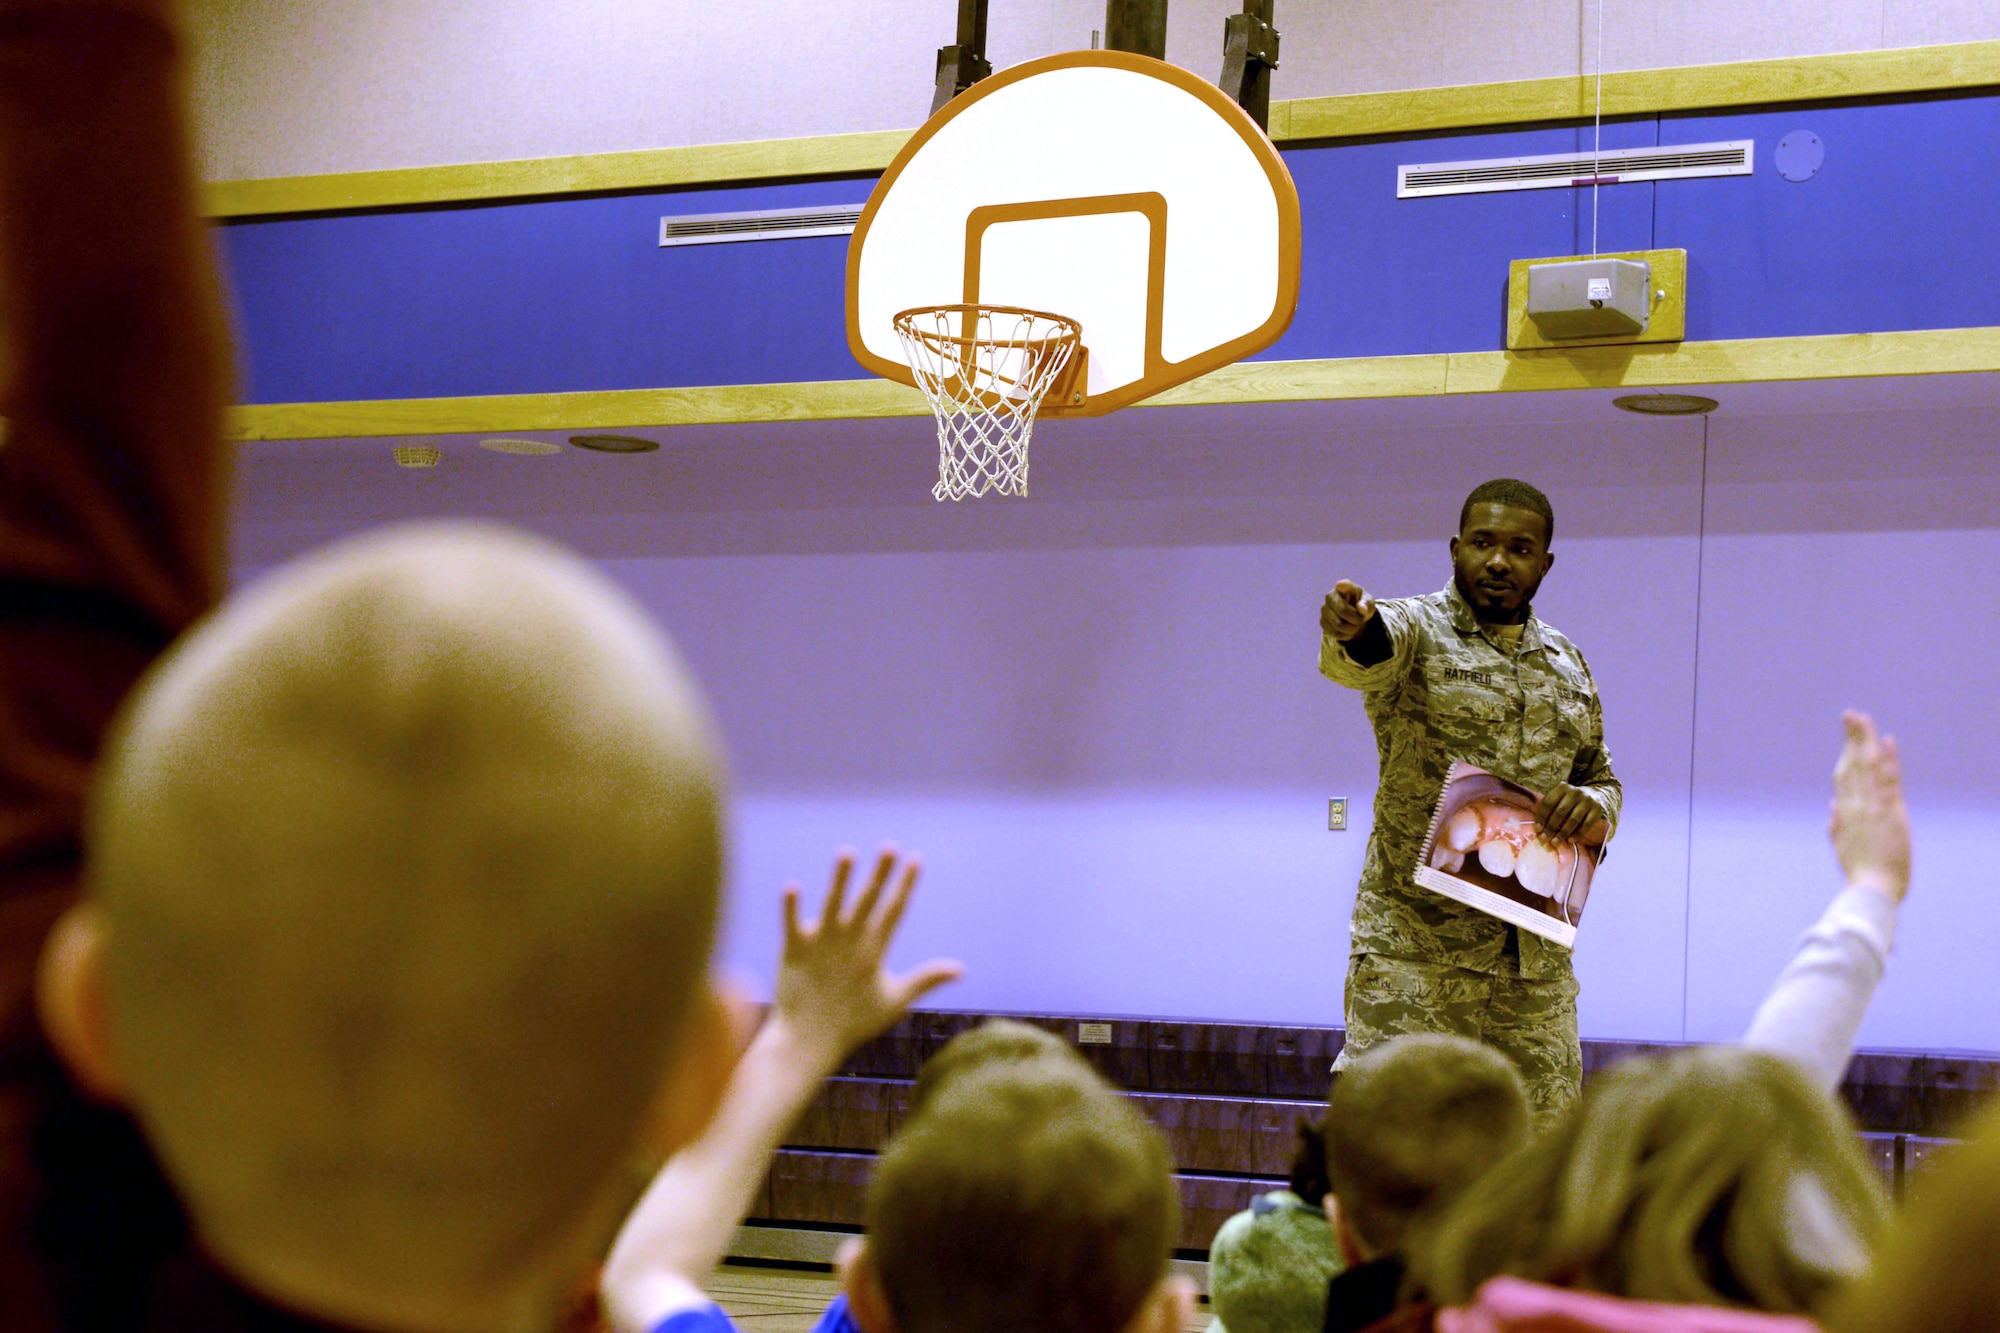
xmin=1443 ymin=325 xmax=2000 ymax=394
xmin=227 ymin=377 xmax=930 ymax=441
xmin=205 ymin=41 xmax=2000 ymax=219
xmin=226 ymin=327 xmax=2000 ymax=440
xmin=202 ymin=128 xmax=915 ymax=218
xmin=1273 ymin=39 xmax=2000 ymax=140
xmin=1143 ymin=354 xmax=1449 ymax=405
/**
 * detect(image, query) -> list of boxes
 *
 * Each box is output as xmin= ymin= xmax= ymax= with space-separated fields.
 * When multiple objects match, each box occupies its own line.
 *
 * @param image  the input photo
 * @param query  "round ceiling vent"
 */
xmin=569 ymin=433 xmax=660 ymax=454
xmin=392 ymin=445 xmax=442 ymax=468
xmin=480 ymin=436 xmax=563 ymax=456
xmin=1612 ymin=393 xmax=1719 ymax=416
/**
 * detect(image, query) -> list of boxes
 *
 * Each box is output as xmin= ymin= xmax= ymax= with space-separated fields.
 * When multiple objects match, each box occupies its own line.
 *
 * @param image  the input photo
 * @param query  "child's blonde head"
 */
xmin=867 ymin=1056 xmax=1177 ymax=1333
xmin=87 ymin=523 xmax=726 ymax=1330
xmin=1323 ymin=1033 xmax=1531 ymax=1254
xmin=1410 ymin=1046 xmax=1886 ymax=1314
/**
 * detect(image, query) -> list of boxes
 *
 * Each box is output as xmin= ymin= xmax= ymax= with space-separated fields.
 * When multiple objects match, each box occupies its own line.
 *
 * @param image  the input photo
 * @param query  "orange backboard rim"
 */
xmin=845 ymin=49 xmax=1303 ymax=418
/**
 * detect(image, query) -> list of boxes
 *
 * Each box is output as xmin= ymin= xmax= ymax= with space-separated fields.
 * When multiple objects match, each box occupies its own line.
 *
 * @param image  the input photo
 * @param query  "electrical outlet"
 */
xmin=1328 ymin=798 xmax=1348 ymax=831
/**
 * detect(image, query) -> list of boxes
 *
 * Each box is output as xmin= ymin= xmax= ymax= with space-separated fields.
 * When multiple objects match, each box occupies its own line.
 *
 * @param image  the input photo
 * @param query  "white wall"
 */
xmin=185 ymin=0 xmax=2000 ymax=181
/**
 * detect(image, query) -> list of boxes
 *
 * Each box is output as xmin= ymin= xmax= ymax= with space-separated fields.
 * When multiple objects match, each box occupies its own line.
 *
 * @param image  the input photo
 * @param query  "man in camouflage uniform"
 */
xmin=1318 ymin=479 xmax=1620 ymax=1119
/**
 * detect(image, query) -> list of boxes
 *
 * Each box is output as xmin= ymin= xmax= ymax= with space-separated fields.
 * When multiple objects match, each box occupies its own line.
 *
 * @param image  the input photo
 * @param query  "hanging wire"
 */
xmin=1678 ymin=411 xmax=1709 ymax=1040
xmin=1591 ymin=0 xmax=1605 ymax=256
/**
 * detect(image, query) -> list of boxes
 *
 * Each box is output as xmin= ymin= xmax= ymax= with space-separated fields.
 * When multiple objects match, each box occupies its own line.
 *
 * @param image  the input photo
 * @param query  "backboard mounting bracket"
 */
xmin=932 ymin=0 xmax=993 ymax=114
xmin=1219 ymin=1 xmax=1281 ymax=130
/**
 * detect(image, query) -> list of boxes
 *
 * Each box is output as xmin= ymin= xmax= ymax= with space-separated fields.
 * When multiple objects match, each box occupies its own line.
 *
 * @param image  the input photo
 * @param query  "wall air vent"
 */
xmin=1398 ymin=140 xmax=1753 ymax=198
xmin=659 ymin=203 xmax=865 ymax=247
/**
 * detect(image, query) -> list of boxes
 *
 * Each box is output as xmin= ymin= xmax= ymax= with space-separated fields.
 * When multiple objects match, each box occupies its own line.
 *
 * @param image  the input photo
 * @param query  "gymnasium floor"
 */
xmin=708 ymin=1263 xmax=1215 ymax=1333
xmin=708 ymin=1265 xmax=844 ymax=1333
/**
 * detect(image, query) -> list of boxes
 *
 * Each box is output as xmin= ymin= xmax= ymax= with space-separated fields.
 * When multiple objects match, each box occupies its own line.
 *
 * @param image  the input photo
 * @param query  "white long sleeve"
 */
xmin=1741 ymin=886 xmax=1898 ymax=1094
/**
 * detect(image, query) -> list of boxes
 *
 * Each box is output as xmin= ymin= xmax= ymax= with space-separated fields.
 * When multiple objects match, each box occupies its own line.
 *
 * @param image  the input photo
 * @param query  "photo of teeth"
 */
xmin=1432 ymin=796 xmax=1579 ymax=897
xmin=1416 ymin=761 xmax=1604 ymax=946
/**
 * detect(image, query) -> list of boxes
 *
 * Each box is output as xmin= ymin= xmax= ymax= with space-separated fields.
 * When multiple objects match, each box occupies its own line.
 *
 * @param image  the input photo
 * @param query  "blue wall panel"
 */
xmin=225 ymin=178 xmax=872 ymax=403
xmin=1263 ymin=118 xmax=1660 ymax=362
xmin=220 ymin=92 xmax=2000 ymax=404
xmin=1658 ymin=97 xmax=2000 ymax=340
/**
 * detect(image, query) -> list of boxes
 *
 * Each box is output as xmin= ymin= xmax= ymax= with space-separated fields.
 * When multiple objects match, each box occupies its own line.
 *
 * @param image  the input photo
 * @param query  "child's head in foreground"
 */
xmin=1409 ymin=1045 xmax=1887 ymax=1315
xmin=1321 ymin=1033 xmax=1530 ymax=1263
xmin=37 ymin=524 xmax=740 ymax=1333
xmin=843 ymin=1033 xmax=1189 ymax=1333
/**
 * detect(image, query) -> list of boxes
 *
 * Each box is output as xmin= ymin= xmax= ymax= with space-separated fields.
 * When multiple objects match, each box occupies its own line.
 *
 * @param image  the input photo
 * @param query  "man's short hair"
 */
xmin=1322 ymin=1035 xmax=1530 ymax=1254
xmin=1459 ymin=479 xmax=1554 ymax=544
xmin=89 ymin=523 xmax=725 ymax=1326
xmin=867 ymin=1057 xmax=1177 ymax=1333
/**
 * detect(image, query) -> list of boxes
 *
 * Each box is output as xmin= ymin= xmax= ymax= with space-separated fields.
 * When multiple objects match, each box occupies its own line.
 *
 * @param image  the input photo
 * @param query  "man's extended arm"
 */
xmin=1318 ymin=581 xmax=1414 ymax=691
xmin=1742 ymin=712 xmax=1910 ymax=1093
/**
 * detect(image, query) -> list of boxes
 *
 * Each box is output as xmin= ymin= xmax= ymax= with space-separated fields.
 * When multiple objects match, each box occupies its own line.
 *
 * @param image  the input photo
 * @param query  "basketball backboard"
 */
xmin=846 ymin=51 xmax=1302 ymax=418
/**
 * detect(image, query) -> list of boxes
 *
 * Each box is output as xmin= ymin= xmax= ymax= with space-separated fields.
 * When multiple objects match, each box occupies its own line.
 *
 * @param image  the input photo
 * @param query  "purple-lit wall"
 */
xmin=612 ymin=529 xmax=1706 ymax=1039
xmin=235 ymin=393 xmax=2000 ymax=1051
xmin=601 ymin=419 xmax=1998 ymax=1050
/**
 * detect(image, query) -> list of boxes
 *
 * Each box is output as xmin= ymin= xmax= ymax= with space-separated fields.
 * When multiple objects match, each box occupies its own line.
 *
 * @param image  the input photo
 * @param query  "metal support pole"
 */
xmin=931 ymin=0 xmax=992 ymax=114
xmin=1219 ymin=0 xmax=1280 ymax=130
xmin=1104 ymin=0 xmax=1168 ymax=60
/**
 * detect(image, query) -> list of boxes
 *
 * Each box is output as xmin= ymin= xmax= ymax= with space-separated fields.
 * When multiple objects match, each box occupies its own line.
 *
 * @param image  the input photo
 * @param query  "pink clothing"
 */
xmin=1436 ymin=1279 xmax=1821 ymax=1333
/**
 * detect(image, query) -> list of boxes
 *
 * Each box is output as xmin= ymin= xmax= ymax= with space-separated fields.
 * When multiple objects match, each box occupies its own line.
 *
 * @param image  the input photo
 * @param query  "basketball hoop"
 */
xmin=894 ymin=304 xmax=1084 ymax=501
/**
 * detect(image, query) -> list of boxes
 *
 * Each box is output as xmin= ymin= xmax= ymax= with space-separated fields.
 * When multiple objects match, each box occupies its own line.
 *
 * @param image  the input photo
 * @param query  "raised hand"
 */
xmin=771 ymin=846 xmax=964 ymax=1067
xmin=1321 ymin=580 xmax=1377 ymax=640
xmin=600 ymin=849 xmax=962 ymax=1323
xmin=1829 ymin=710 xmax=1910 ymax=903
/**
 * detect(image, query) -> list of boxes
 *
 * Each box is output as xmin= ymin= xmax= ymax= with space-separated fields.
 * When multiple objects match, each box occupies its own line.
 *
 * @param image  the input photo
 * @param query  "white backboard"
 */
xmin=847 ymin=51 xmax=1302 ymax=417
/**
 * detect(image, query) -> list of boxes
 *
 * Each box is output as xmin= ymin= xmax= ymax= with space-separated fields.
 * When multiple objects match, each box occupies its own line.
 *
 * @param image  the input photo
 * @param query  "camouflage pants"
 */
xmin=1333 ymin=951 xmax=1581 ymax=1122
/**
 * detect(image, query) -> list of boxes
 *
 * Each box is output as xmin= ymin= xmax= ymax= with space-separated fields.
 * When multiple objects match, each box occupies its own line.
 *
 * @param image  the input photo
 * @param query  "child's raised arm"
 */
xmin=1742 ymin=710 xmax=1911 ymax=1091
xmin=602 ymin=846 xmax=962 ymax=1333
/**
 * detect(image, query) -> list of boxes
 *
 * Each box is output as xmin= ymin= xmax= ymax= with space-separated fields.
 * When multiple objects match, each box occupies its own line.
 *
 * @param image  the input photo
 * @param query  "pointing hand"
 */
xmin=1321 ymin=580 xmax=1377 ymax=641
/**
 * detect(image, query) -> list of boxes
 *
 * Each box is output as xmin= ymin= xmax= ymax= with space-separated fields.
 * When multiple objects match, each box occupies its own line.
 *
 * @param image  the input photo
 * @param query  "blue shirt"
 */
xmin=653 ymin=1304 xmax=740 ymax=1333
xmin=652 ymin=1293 xmax=860 ymax=1333
xmin=808 ymin=1293 xmax=863 ymax=1333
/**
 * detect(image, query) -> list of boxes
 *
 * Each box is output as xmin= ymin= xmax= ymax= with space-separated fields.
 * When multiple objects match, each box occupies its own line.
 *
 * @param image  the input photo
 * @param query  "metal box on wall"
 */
xmin=1505 ymin=248 xmax=1687 ymax=350
xmin=1526 ymin=257 xmax=1654 ymax=339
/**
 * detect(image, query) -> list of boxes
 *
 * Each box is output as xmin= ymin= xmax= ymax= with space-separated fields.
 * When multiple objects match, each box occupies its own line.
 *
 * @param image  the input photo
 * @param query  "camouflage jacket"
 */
xmin=1319 ymin=580 xmax=1621 ymax=980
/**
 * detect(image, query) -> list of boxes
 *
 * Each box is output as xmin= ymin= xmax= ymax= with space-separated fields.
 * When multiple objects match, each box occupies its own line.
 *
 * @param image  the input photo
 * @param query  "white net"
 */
xmin=894 ymin=304 xmax=1082 ymax=501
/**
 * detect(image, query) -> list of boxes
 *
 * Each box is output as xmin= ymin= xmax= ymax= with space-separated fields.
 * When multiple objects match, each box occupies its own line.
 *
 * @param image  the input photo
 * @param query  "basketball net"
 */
xmin=894 ymin=304 xmax=1081 ymax=501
